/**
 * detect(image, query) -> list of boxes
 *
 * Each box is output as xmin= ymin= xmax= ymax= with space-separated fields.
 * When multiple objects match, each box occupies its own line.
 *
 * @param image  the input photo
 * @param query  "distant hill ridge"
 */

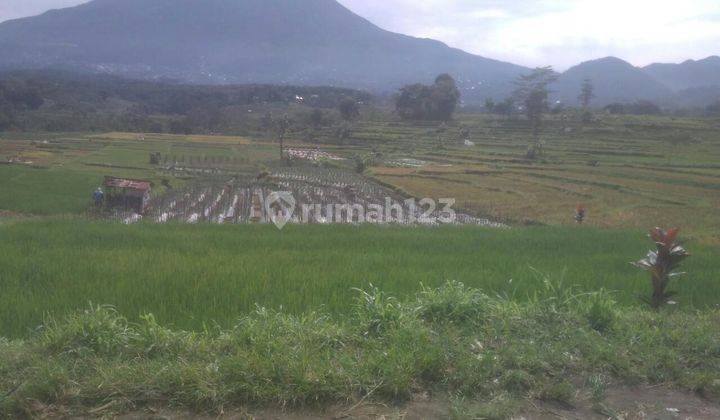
xmin=0 ymin=0 xmax=717 ymax=106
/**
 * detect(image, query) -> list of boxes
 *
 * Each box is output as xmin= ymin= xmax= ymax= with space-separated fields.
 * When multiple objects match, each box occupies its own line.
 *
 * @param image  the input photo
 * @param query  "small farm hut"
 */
xmin=103 ymin=176 xmax=152 ymax=214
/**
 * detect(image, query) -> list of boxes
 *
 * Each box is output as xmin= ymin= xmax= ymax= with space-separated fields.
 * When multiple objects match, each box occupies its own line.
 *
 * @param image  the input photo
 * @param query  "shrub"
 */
xmin=415 ymin=281 xmax=489 ymax=326
xmin=539 ymin=380 xmax=575 ymax=407
xmin=632 ymin=228 xmax=690 ymax=309
xmin=37 ymin=304 xmax=134 ymax=356
xmin=352 ymin=285 xmax=404 ymax=337
xmin=584 ymin=291 xmax=617 ymax=333
xmin=501 ymin=370 xmax=534 ymax=394
xmin=586 ymin=374 xmax=608 ymax=402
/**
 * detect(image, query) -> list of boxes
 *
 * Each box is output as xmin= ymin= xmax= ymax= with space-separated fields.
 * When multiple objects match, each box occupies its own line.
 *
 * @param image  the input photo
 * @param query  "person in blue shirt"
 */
xmin=93 ymin=187 xmax=104 ymax=208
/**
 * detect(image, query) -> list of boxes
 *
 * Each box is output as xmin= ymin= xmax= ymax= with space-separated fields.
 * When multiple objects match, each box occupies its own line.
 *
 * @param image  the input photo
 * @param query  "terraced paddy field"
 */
xmin=2 ymin=113 xmax=719 ymax=240
xmin=340 ymin=114 xmax=720 ymax=243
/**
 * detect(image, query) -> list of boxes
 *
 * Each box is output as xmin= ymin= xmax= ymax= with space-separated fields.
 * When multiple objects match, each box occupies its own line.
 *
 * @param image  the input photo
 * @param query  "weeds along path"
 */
xmin=2 ymin=285 xmax=720 ymax=418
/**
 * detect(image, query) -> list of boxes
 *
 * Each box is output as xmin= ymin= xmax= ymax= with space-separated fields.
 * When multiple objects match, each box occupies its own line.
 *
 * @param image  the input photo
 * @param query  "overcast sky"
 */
xmin=1 ymin=0 xmax=719 ymax=69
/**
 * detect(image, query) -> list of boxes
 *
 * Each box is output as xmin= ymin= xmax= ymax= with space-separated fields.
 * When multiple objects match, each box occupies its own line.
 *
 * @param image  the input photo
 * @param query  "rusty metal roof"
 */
xmin=103 ymin=176 xmax=152 ymax=191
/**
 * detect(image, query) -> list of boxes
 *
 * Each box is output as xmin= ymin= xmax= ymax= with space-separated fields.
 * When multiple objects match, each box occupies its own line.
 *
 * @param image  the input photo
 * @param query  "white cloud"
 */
xmin=467 ymin=9 xmax=509 ymax=19
xmin=340 ymin=0 xmax=720 ymax=69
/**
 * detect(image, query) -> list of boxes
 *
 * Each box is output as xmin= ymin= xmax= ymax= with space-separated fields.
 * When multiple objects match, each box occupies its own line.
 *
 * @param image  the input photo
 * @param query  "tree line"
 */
xmin=0 ymin=70 xmax=372 ymax=132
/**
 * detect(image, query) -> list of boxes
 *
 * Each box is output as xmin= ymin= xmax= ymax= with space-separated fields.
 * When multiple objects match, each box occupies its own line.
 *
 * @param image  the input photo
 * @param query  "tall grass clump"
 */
xmin=415 ymin=280 xmax=491 ymax=326
xmin=1 ymin=282 xmax=720 ymax=417
xmin=37 ymin=304 xmax=135 ymax=357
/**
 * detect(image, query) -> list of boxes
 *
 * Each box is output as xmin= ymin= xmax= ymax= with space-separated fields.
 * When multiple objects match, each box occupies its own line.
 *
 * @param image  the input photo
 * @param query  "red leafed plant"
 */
xmin=575 ymin=205 xmax=587 ymax=224
xmin=632 ymin=228 xmax=690 ymax=309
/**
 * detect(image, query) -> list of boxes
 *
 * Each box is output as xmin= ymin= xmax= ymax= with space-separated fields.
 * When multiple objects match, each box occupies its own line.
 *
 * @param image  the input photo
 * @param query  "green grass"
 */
xmin=0 ymin=133 xmax=275 ymax=216
xmin=1 ymin=283 xmax=719 ymax=417
xmin=0 ymin=165 xmax=101 ymax=215
xmin=1 ymin=220 xmax=717 ymax=338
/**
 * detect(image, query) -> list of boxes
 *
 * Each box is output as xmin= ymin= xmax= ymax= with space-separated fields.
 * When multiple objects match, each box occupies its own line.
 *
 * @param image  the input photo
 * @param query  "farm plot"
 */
xmin=335 ymin=114 xmax=720 ymax=242
xmin=140 ymin=167 xmax=503 ymax=227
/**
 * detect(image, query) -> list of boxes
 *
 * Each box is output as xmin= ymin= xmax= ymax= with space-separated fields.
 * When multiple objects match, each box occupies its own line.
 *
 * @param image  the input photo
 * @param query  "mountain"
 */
xmin=553 ymin=57 xmax=673 ymax=106
xmin=670 ymin=86 xmax=720 ymax=108
xmin=643 ymin=56 xmax=720 ymax=91
xmin=0 ymin=0 xmax=528 ymax=99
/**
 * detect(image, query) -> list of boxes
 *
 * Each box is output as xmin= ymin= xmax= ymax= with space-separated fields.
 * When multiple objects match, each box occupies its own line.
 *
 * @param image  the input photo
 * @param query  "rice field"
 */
xmin=88 ymin=132 xmax=253 ymax=145
xmin=137 ymin=167 xmax=500 ymax=227
xmin=0 ymin=132 xmax=276 ymax=215
xmin=238 ymin=113 xmax=720 ymax=242
xmin=0 ymin=219 xmax=718 ymax=338
xmin=2 ymin=114 xmax=719 ymax=241
xmin=1 ymin=113 xmax=720 ymax=338
xmin=349 ymin=114 xmax=720 ymax=243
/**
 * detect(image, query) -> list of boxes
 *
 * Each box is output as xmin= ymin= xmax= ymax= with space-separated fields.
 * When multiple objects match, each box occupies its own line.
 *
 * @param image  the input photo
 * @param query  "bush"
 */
xmin=584 ymin=291 xmax=617 ymax=333
xmin=352 ymin=285 xmax=404 ymax=337
xmin=604 ymin=101 xmax=662 ymax=116
xmin=501 ymin=370 xmax=534 ymax=394
xmin=416 ymin=281 xmax=489 ymax=326
xmin=539 ymin=380 xmax=575 ymax=407
xmin=37 ymin=304 xmax=134 ymax=357
xmin=632 ymin=228 xmax=690 ymax=309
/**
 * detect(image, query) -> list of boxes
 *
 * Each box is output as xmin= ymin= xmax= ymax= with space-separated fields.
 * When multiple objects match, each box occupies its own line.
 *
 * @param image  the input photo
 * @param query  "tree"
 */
xmin=604 ymin=103 xmax=625 ymax=115
xmin=182 ymin=104 xmax=226 ymax=133
xmin=459 ymin=126 xmax=470 ymax=142
xmin=493 ymin=98 xmax=515 ymax=118
xmin=578 ymin=78 xmax=595 ymax=109
xmin=513 ymin=67 xmax=558 ymax=157
xmin=169 ymin=117 xmax=192 ymax=135
xmin=432 ymin=74 xmax=461 ymax=121
xmin=0 ymin=92 xmax=14 ymax=130
xmin=339 ymin=98 xmax=360 ymax=121
xmin=631 ymin=100 xmax=662 ymax=115
xmin=261 ymin=112 xmax=291 ymax=161
xmin=395 ymin=83 xmax=434 ymax=120
xmin=707 ymin=101 xmax=720 ymax=117
xmin=434 ymin=122 xmax=448 ymax=150
xmin=395 ymin=74 xmax=460 ymax=121
xmin=484 ymin=98 xmax=495 ymax=113
xmin=276 ymin=114 xmax=291 ymax=162
xmin=308 ymin=108 xmax=325 ymax=129
xmin=260 ymin=112 xmax=274 ymax=130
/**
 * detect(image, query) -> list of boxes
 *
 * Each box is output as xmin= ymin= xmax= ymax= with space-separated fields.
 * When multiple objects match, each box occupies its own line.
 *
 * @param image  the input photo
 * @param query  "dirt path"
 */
xmin=109 ymin=386 xmax=720 ymax=419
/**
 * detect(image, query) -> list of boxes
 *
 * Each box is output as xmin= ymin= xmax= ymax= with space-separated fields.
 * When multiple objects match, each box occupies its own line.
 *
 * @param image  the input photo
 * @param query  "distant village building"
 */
xmin=102 ymin=176 xmax=152 ymax=214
